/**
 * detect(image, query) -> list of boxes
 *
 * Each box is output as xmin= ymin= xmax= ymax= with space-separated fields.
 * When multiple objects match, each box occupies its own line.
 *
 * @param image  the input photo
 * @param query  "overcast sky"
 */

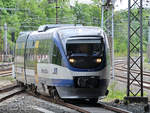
xmin=114 ymin=0 xmax=128 ymax=10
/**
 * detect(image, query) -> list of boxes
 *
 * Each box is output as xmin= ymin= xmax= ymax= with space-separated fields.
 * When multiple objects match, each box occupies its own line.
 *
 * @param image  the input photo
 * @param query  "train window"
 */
xmin=37 ymin=39 xmax=51 ymax=63
xmin=32 ymin=41 xmax=35 ymax=46
xmin=67 ymin=43 xmax=104 ymax=57
xmin=52 ymin=44 xmax=61 ymax=65
xmin=48 ymin=39 xmax=53 ymax=63
xmin=25 ymin=40 xmax=35 ymax=69
xmin=27 ymin=48 xmax=35 ymax=69
xmin=14 ymin=42 xmax=25 ymax=69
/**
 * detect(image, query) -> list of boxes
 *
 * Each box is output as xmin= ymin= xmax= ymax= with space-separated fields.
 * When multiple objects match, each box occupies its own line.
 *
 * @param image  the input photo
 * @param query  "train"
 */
xmin=14 ymin=24 xmax=110 ymax=102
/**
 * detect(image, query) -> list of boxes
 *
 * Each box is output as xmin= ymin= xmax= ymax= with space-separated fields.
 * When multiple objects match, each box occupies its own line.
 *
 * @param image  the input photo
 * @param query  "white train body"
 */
xmin=15 ymin=25 xmax=110 ymax=100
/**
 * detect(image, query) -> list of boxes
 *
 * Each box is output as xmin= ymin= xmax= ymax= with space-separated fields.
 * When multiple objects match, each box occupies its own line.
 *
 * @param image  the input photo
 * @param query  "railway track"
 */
xmin=0 ymin=83 xmax=17 ymax=93
xmin=0 ymin=63 xmax=12 ymax=70
xmin=70 ymin=100 xmax=131 ymax=113
xmin=0 ymin=70 xmax=12 ymax=77
xmin=114 ymin=59 xmax=150 ymax=90
xmin=0 ymin=84 xmax=24 ymax=102
xmin=26 ymin=90 xmax=131 ymax=113
xmin=0 ymin=61 xmax=140 ymax=112
xmin=26 ymin=91 xmax=90 ymax=113
xmin=0 ymin=84 xmax=131 ymax=113
xmin=0 ymin=63 xmax=13 ymax=77
xmin=115 ymin=65 xmax=150 ymax=77
xmin=0 ymin=80 xmax=131 ymax=113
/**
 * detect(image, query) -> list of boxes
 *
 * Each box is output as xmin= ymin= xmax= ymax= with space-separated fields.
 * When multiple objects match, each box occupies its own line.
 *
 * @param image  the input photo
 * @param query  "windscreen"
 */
xmin=67 ymin=43 xmax=104 ymax=57
xmin=66 ymin=39 xmax=106 ymax=69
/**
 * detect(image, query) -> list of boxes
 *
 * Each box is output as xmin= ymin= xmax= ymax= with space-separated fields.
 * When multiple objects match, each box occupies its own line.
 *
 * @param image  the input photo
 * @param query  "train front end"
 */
xmin=55 ymin=27 xmax=110 ymax=100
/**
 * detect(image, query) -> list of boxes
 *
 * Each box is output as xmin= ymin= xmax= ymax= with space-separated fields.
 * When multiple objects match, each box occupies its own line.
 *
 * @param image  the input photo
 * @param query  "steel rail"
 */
xmin=114 ymin=59 xmax=150 ymax=76
xmin=115 ymin=65 xmax=150 ymax=77
xmin=0 ymin=63 xmax=12 ymax=72
xmin=0 ymin=83 xmax=18 ymax=93
xmin=98 ymin=103 xmax=132 ymax=113
xmin=0 ymin=86 xmax=24 ymax=102
xmin=114 ymin=60 xmax=150 ymax=90
xmin=26 ymin=91 xmax=90 ymax=113
xmin=116 ymin=78 xmax=150 ymax=90
xmin=0 ymin=70 xmax=12 ymax=76
xmin=27 ymin=91 xmax=132 ymax=113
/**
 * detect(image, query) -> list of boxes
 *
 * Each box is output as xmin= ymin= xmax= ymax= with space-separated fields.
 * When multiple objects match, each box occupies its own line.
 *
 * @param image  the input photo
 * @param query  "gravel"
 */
xmin=0 ymin=93 xmax=79 ymax=113
xmin=101 ymin=101 xmax=150 ymax=113
xmin=1 ymin=93 xmax=150 ymax=113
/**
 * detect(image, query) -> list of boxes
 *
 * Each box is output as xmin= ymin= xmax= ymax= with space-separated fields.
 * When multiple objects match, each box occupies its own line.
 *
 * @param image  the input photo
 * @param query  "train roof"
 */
xmin=31 ymin=25 xmax=104 ymax=38
xmin=38 ymin=24 xmax=82 ymax=32
xmin=16 ymin=25 xmax=105 ymax=42
xmin=53 ymin=26 xmax=104 ymax=50
xmin=16 ymin=31 xmax=32 ymax=42
xmin=54 ymin=26 xmax=104 ymax=39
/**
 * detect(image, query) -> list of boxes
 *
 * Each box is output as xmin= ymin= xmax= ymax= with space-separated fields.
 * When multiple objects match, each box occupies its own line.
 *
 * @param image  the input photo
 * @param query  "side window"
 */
xmin=37 ymin=40 xmax=42 ymax=63
xmin=52 ymin=44 xmax=61 ymax=65
xmin=25 ymin=41 xmax=35 ymax=69
xmin=48 ymin=39 xmax=53 ymax=63
xmin=37 ymin=40 xmax=50 ymax=63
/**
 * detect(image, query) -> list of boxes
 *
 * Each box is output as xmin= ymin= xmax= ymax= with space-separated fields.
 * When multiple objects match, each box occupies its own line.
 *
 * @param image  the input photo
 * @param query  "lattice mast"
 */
xmin=125 ymin=0 xmax=148 ymax=103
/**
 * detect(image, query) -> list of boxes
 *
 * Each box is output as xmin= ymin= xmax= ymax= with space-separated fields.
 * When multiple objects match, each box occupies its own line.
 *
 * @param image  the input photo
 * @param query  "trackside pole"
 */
xmin=3 ymin=23 xmax=7 ymax=62
xmin=111 ymin=6 xmax=114 ymax=79
xmin=101 ymin=0 xmax=115 ymax=80
xmin=124 ymin=0 xmax=148 ymax=104
xmin=101 ymin=0 xmax=104 ymax=29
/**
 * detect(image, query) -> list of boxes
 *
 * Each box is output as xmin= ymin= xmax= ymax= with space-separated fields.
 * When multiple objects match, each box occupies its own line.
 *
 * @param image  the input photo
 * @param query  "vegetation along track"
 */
xmin=114 ymin=59 xmax=150 ymax=90
xmin=0 ymin=84 xmax=24 ymax=102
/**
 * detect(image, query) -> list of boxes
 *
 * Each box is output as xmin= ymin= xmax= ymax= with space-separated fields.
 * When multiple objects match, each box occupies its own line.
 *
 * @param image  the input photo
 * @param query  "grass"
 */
xmin=143 ymin=62 xmax=150 ymax=71
xmin=0 ymin=76 xmax=15 ymax=82
xmin=103 ymin=81 xmax=148 ymax=102
xmin=143 ymin=54 xmax=150 ymax=71
xmin=103 ymin=81 xmax=126 ymax=102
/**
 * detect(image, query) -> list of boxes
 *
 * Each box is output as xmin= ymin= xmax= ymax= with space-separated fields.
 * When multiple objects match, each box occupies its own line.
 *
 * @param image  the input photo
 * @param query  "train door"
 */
xmin=52 ymin=44 xmax=62 ymax=65
xmin=25 ymin=40 xmax=37 ymax=84
xmin=15 ymin=41 xmax=26 ymax=83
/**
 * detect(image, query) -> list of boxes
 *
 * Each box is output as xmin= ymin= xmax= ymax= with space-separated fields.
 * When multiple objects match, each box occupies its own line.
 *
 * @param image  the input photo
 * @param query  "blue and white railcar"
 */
xmin=15 ymin=25 xmax=110 ymax=102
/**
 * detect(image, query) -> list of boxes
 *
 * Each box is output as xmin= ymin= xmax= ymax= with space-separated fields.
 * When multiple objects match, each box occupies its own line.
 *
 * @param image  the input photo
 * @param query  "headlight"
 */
xmin=69 ymin=58 xmax=75 ymax=63
xmin=96 ymin=58 xmax=102 ymax=63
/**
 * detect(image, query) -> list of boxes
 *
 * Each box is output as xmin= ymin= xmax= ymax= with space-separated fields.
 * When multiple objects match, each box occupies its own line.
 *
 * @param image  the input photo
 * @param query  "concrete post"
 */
xmin=4 ymin=23 xmax=7 ymax=62
xmin=148 ymin=17 xmax=150 ymax=43
xmin=101 ymin=0 xmax=104 ymax=29
xmin=111 ymin=6 xmax=114 ymax=79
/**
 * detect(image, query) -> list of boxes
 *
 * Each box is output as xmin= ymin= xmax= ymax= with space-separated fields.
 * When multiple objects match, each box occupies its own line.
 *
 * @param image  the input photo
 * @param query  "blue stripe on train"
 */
xmin=51 ymin=79 xmax=74 ymax=87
